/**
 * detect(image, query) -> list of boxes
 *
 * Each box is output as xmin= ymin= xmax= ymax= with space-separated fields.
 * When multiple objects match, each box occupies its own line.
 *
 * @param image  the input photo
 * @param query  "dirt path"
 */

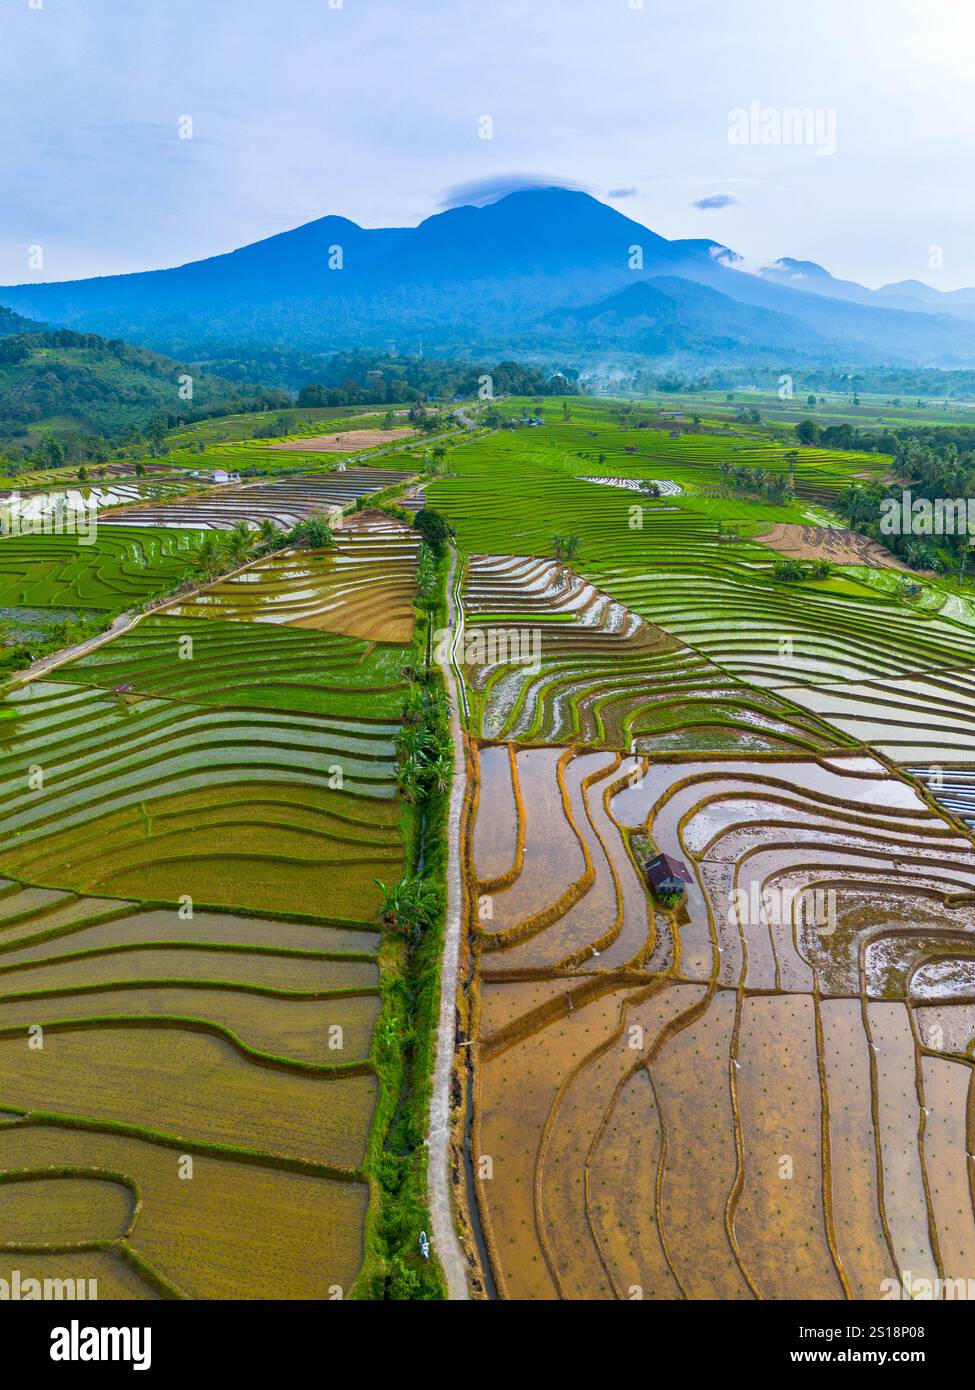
xmin=6 ymin=541 xmax=295 ymax=690
xmin=7 ymin=609 xmax=142 ymax=687
xmin=426 ymin=542 xmax=470 ymax=1300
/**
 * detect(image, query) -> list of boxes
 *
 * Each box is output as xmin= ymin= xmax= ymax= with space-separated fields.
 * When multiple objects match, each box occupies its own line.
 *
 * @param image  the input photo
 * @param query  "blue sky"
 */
xmin=2 ymin=0 xmax=974 ymax=288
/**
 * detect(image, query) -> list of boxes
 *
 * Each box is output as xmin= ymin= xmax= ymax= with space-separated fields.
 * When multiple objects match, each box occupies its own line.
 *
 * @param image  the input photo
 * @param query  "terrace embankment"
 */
xmin=0 ymin=502 xmax=428 ymax=1298
xmin=462 ymin=740 xmax=975 ymax=1299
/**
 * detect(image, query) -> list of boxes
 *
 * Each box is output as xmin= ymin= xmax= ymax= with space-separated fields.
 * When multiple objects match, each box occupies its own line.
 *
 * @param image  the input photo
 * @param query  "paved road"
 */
xmin=426 ymin=542 xmax=471 ymax=1300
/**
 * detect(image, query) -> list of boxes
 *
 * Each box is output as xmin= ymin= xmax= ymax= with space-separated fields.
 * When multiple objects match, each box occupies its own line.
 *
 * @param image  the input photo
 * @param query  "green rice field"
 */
xmin=0 ymin=465 xmax=426 ymax=1298
xmin=7 ymin=395 xmax=975 ymax=1304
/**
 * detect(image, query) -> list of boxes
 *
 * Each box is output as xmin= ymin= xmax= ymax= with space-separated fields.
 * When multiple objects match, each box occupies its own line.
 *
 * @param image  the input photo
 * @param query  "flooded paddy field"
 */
xmin=101 ymin=470 xmax=414 ymax=530
xmin=462 ymin=739 xmax=975 ymax=1299
xmin=0 ymin=499 xmax=420 ymax=1297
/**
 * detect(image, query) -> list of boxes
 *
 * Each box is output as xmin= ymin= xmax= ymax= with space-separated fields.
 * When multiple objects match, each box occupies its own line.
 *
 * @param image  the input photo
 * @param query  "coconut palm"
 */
xmin=258 ymin=518 xmax=287 ymax=553
xmin=195 ymin=532 xmax=224 ymax=580
xmin=225 ymin=521 xmax=253 ymax=567
xmin=398 ymin=726 xmax=432 ymax=760
xmin=289 ymin=514 xmax=335 ymax=549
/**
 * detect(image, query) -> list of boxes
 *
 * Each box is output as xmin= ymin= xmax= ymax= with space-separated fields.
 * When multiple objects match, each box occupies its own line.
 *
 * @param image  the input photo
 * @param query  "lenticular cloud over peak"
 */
xmin=438 ymin=173 xmax=593 ymax=210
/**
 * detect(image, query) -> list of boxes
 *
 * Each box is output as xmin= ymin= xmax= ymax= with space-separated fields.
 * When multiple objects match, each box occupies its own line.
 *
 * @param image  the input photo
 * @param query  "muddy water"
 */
xmin=820 ymin=998 xmax=898 ymax=1297
xmin=654 ymin=989 xmax=751 ymax=1297
xmin=476 ymin=986 xmax=636 ymax=1299
xmin=868 ymin=1001 xmax=938 ymax=1286
xmin=734 ymin=994 xmax=843 ymax=1299
xmin=478 ymin=979 xmax=577 ymax=1039
xmin=490 ymin=752 xmax=618 ymax=970
xmin=590 ymin=761 xmax=660 ymax=970
xmin=920 ymin=1054 xmax=975 ymax=1288
xmin=480 ymin=748 xmax=585 ymax=936
xmin=914 ymin=1002 xmax=975 ymax=1054
xmin=472 ymin=745 xmax=520 ymax=884
xmin=697 ymin=861 xmax=745 ymax=986
xmin=732 ymin=849 xmax=817 ymax=994
xmin=536 ymin=985 xmax=690 ymax=1297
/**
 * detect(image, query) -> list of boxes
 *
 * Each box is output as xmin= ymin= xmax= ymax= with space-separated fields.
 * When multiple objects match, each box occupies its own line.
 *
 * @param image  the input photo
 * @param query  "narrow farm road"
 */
xmin=426 ymin=541 xmax=470 ymax=1300
xmin=8 ymin=608 xmax=141 ymax=686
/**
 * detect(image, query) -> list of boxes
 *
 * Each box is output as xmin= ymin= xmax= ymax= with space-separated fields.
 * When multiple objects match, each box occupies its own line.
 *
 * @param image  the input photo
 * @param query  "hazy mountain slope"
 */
xmin=3 ymin=188 xmax=975 ymax=366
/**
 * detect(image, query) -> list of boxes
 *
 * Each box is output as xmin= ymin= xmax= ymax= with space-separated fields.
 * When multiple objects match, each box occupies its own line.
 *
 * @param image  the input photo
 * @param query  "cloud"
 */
xmin=693 ymin=193 xmax=741 ymax=210
xmin=438 ymin=173 xmax=592 ymax=209
xmin=709 ymin=245 xmax=762 ymax=276
xmin=607 ymin=187 xmax=638 ymax=198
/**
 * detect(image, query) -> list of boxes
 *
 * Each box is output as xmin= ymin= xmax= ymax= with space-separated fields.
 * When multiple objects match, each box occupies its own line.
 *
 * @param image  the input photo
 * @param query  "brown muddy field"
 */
xmin=267 ymin=428 xmax=417 ymax=452
xmin=461 ymin=741 xmax=975 ymax=1300
xmin=757 ymin=522 xmax=906 ymax=568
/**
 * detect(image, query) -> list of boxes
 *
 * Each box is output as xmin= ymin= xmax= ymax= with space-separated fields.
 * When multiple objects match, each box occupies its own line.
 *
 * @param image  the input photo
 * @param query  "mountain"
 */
xmin=0 ymin=305 xmax=43 ymax=337
xmin=0 ymin=327 xmax=278 ymax=442
xmin=3 ymin=187 xmax=975 ymax=369
xmin=875 ymin=279 xmax=975 ymax=320
xmin=756 ymin=259 xmax=975 ymax=325
xmin=533 ymin=278 xmax=817 ymax=361
xmin=0 ymin=190 xmax=722 ymax=358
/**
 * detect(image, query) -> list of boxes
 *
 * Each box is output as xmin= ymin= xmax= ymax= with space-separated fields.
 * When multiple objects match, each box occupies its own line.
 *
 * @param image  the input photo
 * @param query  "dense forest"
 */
xmin=0 ymin=328 xmax=282 ymax=443
xmin=196 ymin=348 xmax=579 ymax=401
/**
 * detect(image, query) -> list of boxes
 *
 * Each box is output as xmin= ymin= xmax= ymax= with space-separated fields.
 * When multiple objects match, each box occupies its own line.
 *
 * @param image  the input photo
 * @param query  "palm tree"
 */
xmin=226 ymin=521 xmax=253 ymax=567
xmin=398 ymin=726 xmax=432 ymax=760
xmin=397 ymin=760 xmax=424 ymax=804
xmin=195 ymin=532 xmax=224 ymax=581
xmin=258 ymin=517 xmax=286 ymax=552
xmin=903 ymin=541 xmax=930 ymax=571
xmin=289 ymin=515 xmax=335 ymax=549
xmin=836 ymin=483 xmax=865 ymax=526
xmin=562 ymin=535 xmax=581 ymax=564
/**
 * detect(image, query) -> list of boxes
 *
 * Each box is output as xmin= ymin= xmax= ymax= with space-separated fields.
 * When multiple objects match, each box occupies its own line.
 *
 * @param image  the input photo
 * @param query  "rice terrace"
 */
xmin=5 ymin=3 xmax=975 ymax=1341
xmin=2 ymin=384 xmax=975 ymax=1310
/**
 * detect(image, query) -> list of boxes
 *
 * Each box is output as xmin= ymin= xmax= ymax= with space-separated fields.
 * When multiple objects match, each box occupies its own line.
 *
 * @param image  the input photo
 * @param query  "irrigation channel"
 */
xmin=426 ymin=542 xmax=472 ymax=1298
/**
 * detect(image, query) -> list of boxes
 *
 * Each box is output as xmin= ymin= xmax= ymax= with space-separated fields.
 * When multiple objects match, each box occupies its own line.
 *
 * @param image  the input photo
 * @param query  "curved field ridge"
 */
xmin=0 ymin=882 xmax=383 ymax=1295
xmin=101 ymin=470 xmax=414 ymax=530
xmin=466 ymin=742 xmax=975 ymax=1299
xmin=0 ymin=526 xmax=203 ymax=610
xmin=0 ymin=679 xmax=402 ymax=911
xmin=166 ymin=512 xmax=419 ymax=643
xmin=429 ymin=441 xmax=975 ymax=688
xmin=66 ymin=614 xmax=408 ymax=720
xmin=0 ymin=550 xmax=412 ymax=1294
xmin=462 ymin=554 xmax=843 ymax=752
